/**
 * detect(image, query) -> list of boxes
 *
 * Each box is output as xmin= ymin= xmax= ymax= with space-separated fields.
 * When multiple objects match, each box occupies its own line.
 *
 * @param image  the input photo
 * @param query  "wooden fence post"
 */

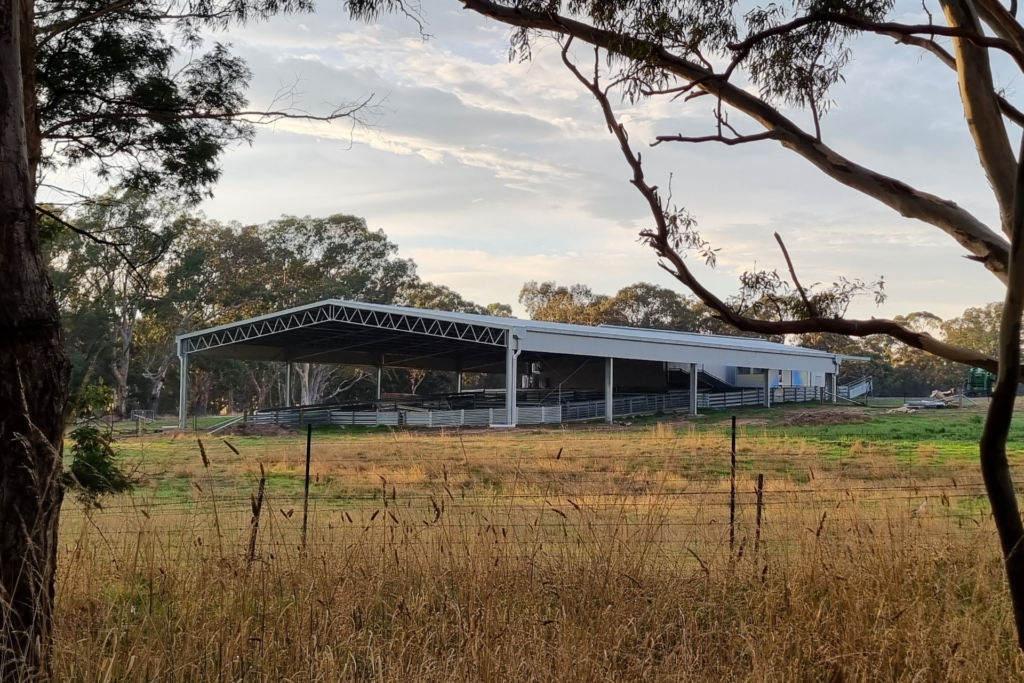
xmin=248 ymin=464 xmax=266 ymax=565
xmin=755 ymin=473 xmax=765 ymax=553
xmin=730 ymin=415 xmax=737 ymax=551
xmin=302 ymin=424 xmax=312 ymax=553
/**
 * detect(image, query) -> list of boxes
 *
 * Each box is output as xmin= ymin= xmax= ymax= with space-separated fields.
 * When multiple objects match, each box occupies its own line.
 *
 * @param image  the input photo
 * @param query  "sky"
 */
xmin=92 ymin=0 xmax=1023 ymax=318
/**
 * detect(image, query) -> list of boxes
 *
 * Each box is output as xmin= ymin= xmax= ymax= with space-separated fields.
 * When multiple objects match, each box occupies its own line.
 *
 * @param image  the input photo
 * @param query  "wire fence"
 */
xmin=57 ymin=418 xmax=1017 ymax=568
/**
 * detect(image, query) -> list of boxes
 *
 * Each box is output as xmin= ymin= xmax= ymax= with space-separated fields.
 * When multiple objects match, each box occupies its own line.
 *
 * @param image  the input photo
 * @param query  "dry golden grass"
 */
xmin=52 ymin=422 xmax=1024 ymax=681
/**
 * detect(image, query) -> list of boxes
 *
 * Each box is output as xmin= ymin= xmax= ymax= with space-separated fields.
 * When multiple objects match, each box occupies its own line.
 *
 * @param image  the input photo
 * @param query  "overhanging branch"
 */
xmin=653 ymin=131 xmax=779 ymax=146
xmin=728 ymin=11 xmax=1024 ymax=72
xmin=891 ymin=33 xmax=1024 ymax=127
xmin=458 ymin=0 xmax=1012 ymax=281
xmin=559 ymin=44 xmax=1009 ymax=378
xmin=41 ymin=97 xmax=378 ymax=138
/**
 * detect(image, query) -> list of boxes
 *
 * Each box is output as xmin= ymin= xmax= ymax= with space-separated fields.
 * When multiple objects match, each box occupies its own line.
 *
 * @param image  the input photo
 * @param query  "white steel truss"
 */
xmin=180 ymin=302 xmax=509 ymax=355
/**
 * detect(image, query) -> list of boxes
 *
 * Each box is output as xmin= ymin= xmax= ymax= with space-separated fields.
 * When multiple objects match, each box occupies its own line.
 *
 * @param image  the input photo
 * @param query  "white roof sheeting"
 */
xmin=177 ymin=299 xmax=862 ymax=374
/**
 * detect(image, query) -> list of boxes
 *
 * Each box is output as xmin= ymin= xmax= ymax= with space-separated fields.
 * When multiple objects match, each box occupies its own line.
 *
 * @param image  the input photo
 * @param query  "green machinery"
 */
xmin=965 ymin=367 xmax=995 ymax=397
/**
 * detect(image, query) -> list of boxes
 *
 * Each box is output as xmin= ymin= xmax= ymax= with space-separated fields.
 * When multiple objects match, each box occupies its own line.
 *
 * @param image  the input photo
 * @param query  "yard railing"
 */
xmin=772 ymin=386 xmax=822 ymax=404
xmin=239 ymin=384 xmax=824 ymax=431
xmin=838 ymin=376 xmax=873 ymax=399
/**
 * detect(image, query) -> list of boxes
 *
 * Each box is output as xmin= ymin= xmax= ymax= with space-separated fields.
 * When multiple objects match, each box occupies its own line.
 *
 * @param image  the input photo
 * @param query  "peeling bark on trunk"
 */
xmin=0 ymin=0 xmax=69 ymax=677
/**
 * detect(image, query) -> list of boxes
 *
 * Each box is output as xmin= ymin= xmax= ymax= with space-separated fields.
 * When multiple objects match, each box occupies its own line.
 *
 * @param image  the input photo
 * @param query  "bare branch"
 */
xmin=35 ymin=205 xmax=168 ymax=287
xmin=977 ymin=106 xmax=1024 ymax=649
xmin=773 ymin=232 xmax=818 ymax=318
xmin=653 ymin=132 xmax=778 ymax=146
xmin=41 ymin=97 xmax=378 ymax=138
xmin=975 ymin=0 xmax=1024 ymax=53
xmin=36 ymin=205 xmax=128 ymax=249
xmin=939 ymin=0 xmax=1017 ymax=237
xmin=558 ymin=42 xmax=1008 ymax=377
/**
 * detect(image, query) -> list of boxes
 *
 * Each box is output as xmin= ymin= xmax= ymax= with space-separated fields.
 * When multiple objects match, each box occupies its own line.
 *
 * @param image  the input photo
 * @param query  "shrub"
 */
xmin=66 ymin=426 xmax=134 ymax=503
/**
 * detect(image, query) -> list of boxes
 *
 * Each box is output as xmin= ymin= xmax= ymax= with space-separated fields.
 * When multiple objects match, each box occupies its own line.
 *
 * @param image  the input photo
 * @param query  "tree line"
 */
xmin=44 ymin=192 xmax=515 ymax=418
xmin=49 ymin=195 xmax=1002 ymax=420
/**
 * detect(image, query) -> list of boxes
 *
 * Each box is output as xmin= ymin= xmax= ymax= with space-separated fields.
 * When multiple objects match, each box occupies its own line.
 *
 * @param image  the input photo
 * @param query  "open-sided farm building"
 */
xmin=176 ymin=300 xmax=868 ymax=428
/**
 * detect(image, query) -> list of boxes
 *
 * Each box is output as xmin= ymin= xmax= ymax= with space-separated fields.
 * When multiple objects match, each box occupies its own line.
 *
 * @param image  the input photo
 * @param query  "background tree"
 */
xmin=350 ymin=0 xmax=1024 ymax=644
xmin=521 ymin=280 xmax=709 ymax=331
xmin=48 ymin=191 xmax=186 ymax=417
xmin=399 ymin=281 xmax=508 ymax=315
xmin=944 ymin=302 xmax=1004 ymax=356
xmin=519 ymin=281 xmax=613 ymax=325
xmin=48 ymin=211 xmax=516 ymax=416
xmin=260 ymin=214 xmax=418 ymax=406
xmin=609 ymin=282 xmax=705 ymax=331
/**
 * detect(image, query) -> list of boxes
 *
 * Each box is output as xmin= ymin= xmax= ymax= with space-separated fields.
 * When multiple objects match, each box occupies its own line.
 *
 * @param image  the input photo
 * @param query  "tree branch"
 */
xmin=728 ymin=11 xmax=1024 ymax=72
xmin=653 ymin=131 xmax=779 ymax=146
xmin=891 ymin=33 xmax=1024 ymax=127
xmin=773 ymin=232 xmax=818 ymax=317
xmin=974 ymin=0 xmax=1024 ymax=54
xmin=40 ymin=99 xmax=377 ymax=138
xmin=36 ymin=205 xmax=166 ymax=287
xmin=978 ymin=103 xmax=1024 ymax=650
xmin=459 ymin=0 xmax=1012 ymax=281
xmin=36 ymin=0 xmax=140 ymax=44
xmin=559 ymin=43 xmax=1009 ymax=378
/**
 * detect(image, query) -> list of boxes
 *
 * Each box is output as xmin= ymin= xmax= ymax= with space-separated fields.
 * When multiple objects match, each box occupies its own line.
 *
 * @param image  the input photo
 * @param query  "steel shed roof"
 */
xmin=177 ymin=299 xmax=860 ymax=374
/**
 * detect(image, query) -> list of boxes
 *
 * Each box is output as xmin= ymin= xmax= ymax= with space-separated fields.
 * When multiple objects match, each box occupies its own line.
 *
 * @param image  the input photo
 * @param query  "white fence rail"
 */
xmin=246 ymin=384 xmax=824 ymax=429
xmin=562 ymin=392 xmax=693 ymax=421
xmin=247 ymin=406 xmax=562 ymax=429
xmin=701 ymin=389 xmax=765 ymax=409
xmin=838 ymin=377 xmax=872 ymax=399
xmin=773 ymin=386 xmax=823 ymax=403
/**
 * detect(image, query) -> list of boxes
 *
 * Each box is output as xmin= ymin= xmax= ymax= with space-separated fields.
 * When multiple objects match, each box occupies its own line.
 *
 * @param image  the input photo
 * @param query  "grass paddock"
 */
xmin=54 ymin=402 xmax=1024 ymax=681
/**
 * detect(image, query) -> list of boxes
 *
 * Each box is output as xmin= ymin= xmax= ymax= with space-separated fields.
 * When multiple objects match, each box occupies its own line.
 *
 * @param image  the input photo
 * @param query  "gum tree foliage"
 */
xmin=399 ymin=281 xmax=511 ymax=316
xmin=520 ymin=279 xmax=712 ymax=332
xmin=46 ymin=191 xmax=187 ymax=418
xmin=349 ymin=0 xmax=1024 ymax=646
xmin=49 ymin=212 xmax=515 ymax=413
xmin=1 ymin=0 xmax=372 ymax=674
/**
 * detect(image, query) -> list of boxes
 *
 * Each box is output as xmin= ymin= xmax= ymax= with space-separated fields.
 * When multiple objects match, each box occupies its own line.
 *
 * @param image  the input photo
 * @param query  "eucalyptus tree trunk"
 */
xmin=0 ymin=0 xmax=69 ymax=677
xmin=979 ymin=136 xmax=1024 ymax=649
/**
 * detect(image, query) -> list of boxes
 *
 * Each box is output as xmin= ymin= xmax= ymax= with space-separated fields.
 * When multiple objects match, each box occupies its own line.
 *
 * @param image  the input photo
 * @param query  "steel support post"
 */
xmin=375 ymin=365 xmax=383 ymax=401
xmin=285 ymin=362 xmax=293 ymax=407
xmin=763 ymin=369 xmax=772 ymax=408
xmin=688 ymin=362 xmax=698 ymax=415
xmin=830 ymin=372 xmax=837 ymax=404
xmin=504 ymin=342 xmax=517 ymax=426
xmin=178 ymin=352 xmax=188 ymax=429
xmin=605 ymin=357 xmax=614 ymax=424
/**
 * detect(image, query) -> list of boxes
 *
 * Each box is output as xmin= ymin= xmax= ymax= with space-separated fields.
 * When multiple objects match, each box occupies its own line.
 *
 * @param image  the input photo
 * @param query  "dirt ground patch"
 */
xmin=780 ymin=408 xmax=871 ymax=427
xmin=221 ymin=423 xmax=297 ymax=437
xmin=729 ymin=418 xmax=769 ymax=428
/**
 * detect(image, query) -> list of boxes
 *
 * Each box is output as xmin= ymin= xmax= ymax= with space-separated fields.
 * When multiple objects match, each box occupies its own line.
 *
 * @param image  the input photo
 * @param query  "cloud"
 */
xmin=191 ymin=0 xmax=1006 ymax=323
